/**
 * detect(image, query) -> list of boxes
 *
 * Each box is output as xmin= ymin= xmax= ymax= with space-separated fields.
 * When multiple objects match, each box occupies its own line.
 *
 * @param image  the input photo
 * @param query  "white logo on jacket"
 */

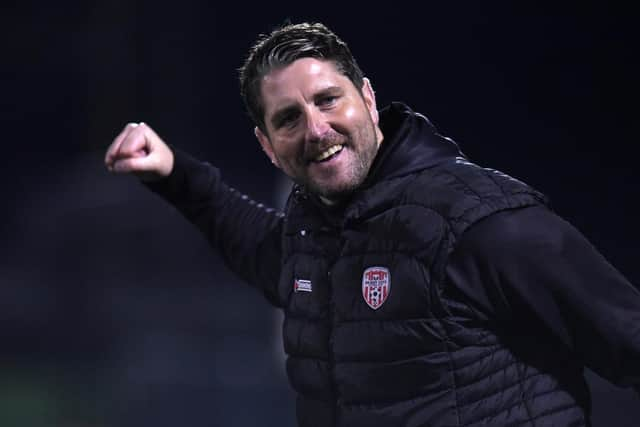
xmin=294 ymin=279 xmax=312 ymax=293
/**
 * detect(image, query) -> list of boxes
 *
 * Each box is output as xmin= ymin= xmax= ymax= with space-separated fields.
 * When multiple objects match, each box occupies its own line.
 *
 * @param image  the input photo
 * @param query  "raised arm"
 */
xmin=105 ymin=123 xmax=284 ymax=305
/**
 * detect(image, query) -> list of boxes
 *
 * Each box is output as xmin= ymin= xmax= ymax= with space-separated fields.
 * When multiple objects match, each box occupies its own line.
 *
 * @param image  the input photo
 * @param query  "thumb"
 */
xmin=111 ymin=154 xmax=156 ymax=174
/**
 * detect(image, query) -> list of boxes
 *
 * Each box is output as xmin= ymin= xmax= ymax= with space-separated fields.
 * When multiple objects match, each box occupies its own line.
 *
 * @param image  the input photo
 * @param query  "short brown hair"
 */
xmin=239 ymin=22 xmax=365 ymax=133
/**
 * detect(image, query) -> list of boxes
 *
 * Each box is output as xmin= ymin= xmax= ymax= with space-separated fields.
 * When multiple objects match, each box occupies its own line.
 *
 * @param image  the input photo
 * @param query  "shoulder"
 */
xmin=401 ymin=159 xmax=549 ymax=240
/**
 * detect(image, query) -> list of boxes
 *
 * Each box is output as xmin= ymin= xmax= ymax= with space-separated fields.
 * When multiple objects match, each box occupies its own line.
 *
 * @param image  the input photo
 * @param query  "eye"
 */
xmin=277 ymin=111 xmax=300 ymax=129
xmin=318 ymin=95 xmax=338 ymax=108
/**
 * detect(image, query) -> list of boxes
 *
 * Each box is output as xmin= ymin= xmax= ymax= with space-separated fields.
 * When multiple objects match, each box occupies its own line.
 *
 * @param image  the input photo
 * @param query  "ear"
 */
xmin=361 ymin=77 xmax=379 ymax=126
xmin=255 ymin=126 xmax=280 ymax=168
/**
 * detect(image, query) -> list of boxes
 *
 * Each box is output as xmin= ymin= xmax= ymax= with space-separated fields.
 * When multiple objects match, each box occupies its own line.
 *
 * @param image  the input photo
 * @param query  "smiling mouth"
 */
xmin=312 ymin=145 xmax=344 ymax=163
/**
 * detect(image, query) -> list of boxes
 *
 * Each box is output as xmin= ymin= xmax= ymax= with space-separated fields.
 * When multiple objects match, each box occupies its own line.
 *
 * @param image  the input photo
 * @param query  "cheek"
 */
xmin=344 ymin=105 xmax=357 ymax=120
xmin=341 ymin=99 xmax=372 ymax=127
xmin=275 ymin=138 xmax=304 ymax=164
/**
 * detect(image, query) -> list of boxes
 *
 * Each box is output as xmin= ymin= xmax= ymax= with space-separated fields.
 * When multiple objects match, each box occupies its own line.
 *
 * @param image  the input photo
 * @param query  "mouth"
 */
xmin=311 ymin=144 xmax=344 ymax=163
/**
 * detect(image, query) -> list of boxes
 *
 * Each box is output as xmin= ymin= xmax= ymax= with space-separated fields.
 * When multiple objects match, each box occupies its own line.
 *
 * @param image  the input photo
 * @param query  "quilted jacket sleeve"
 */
xmin=446 ymin=205 xmax=640 ymax=391
xmin=145 ymin=148 xmax=284 ymax=305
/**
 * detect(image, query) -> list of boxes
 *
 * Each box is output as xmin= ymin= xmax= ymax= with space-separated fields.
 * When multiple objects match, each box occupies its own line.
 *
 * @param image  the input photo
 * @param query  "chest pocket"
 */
xmin=331 ymin=205 xmax=448 ymax=322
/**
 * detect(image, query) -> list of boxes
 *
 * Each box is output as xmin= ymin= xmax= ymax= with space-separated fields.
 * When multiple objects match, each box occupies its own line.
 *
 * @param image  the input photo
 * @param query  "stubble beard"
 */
xmin=300 ymin=120 xmax=379 ymax=202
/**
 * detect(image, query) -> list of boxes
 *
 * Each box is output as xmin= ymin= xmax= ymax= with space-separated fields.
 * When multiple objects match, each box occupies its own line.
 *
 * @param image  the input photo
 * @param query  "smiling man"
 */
xmin=105 ymin=22 xmax=640 ymax=427
xmin=254 ymin=57 xmax=382 ymax=202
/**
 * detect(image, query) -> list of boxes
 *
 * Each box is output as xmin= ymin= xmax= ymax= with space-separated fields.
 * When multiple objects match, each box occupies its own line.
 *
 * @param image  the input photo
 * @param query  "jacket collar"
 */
xmin=362 ymin=102 xmax=466 ymax=189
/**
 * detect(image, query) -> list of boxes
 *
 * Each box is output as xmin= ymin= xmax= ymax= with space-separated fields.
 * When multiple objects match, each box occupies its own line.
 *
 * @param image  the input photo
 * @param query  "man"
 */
xmin=105 ymin=22 xmax=640 ymax=427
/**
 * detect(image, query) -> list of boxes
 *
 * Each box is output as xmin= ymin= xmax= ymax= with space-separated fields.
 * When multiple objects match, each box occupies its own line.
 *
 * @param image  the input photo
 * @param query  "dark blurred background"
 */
xmin=1 ymin=1 xmax=638 ymax=426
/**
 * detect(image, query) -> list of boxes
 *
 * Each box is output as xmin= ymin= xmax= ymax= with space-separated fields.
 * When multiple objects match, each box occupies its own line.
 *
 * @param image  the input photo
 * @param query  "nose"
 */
xmin=304 ymin=107 xmax=330 ymax=143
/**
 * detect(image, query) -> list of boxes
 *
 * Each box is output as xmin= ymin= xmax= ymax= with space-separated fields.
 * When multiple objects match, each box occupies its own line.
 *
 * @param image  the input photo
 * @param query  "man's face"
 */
xmin=255 ymin=58 xmax=382 ymax=202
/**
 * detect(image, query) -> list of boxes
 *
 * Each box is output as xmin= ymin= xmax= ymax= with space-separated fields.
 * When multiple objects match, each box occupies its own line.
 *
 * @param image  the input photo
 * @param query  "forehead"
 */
xmin=260 ymin=58 xmax=353 ymax=115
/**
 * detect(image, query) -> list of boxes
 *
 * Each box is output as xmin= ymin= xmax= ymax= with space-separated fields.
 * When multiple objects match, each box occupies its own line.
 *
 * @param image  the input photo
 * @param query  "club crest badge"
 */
xmin=362 ymin=266 xmax=391 ymax=310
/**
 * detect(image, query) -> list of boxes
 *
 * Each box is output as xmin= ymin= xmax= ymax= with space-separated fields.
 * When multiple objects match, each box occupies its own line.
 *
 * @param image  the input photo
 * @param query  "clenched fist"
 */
xmin=105 ymin=122 xmax=174 ymax=182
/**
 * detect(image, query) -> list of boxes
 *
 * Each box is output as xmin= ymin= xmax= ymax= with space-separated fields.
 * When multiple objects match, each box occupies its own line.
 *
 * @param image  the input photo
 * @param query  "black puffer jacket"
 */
xmin=271 ymin=103 xmax=588 ymax=426
xmin=148 ymin=103 xmax=640 ymax=426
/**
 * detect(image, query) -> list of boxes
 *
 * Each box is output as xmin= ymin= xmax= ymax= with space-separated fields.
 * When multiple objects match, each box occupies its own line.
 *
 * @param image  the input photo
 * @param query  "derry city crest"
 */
xmin=362 ymin=266 xmax=391 ymax=310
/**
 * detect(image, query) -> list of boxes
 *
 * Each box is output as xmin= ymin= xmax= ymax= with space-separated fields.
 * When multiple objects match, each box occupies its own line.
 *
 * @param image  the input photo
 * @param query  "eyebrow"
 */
xmin=314 ymin=86 xmax=342 ymax=99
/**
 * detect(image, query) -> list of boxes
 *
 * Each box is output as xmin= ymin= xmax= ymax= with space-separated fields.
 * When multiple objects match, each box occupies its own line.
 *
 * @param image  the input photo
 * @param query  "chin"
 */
xmin=311 ymin=179 xmax=362 ymax=201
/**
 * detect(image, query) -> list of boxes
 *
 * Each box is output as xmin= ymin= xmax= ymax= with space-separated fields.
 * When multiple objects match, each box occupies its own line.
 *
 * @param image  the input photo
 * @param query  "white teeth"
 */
xmin=314 ymin=145 xmax=343 ymax=162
